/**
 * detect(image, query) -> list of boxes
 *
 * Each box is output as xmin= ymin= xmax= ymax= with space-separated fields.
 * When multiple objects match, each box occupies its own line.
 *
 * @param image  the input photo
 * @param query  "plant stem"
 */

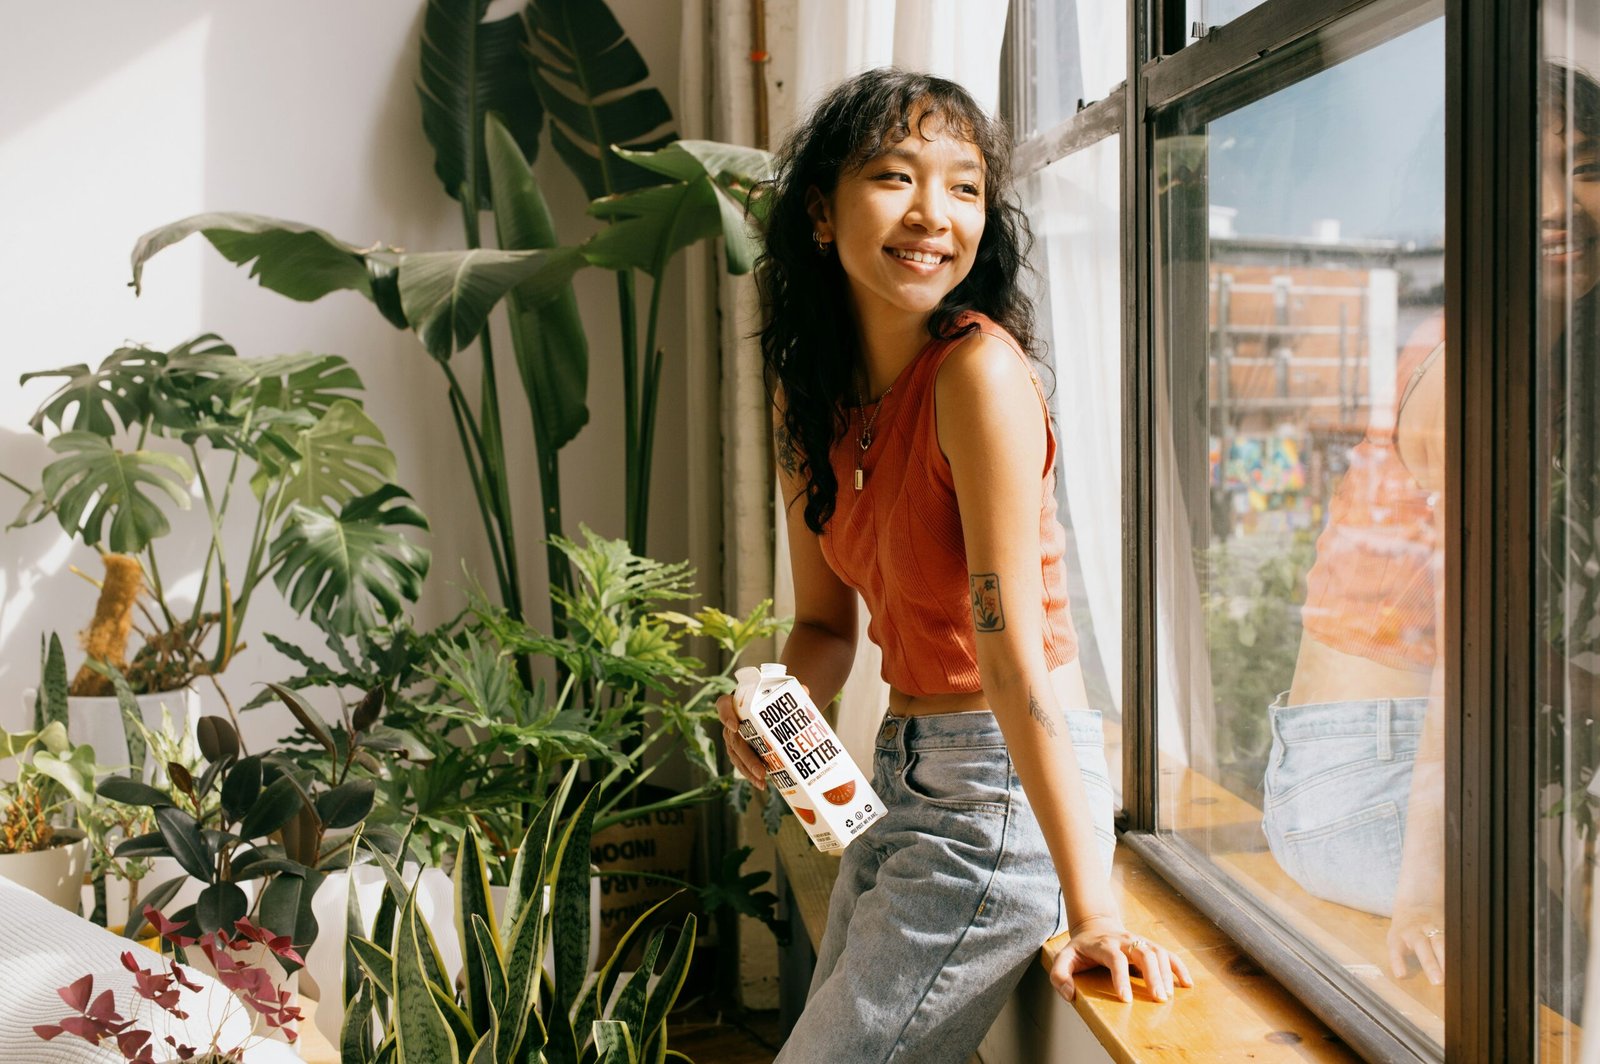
xmin=439 ymin=362 xmax=512 ymax=605
xmin=189 ymin=445 xmax=234 ymax=674
xmin=617 ymin=270 xmax=639 ymax=546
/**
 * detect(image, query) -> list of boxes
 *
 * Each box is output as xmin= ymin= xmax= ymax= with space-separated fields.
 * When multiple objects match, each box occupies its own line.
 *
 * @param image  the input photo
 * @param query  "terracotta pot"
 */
xmin=0 ymin=830 xmax=89 ymax=913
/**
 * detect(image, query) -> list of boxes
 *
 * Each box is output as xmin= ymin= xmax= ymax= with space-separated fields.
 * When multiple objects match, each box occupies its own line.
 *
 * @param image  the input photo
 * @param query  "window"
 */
xmin=1154 ymin=17 xmax=1446 ymax=1050
xmin=1536 ymin=3 xmax=1600 ymax=1052
xmin=1005 ymin=0 xmax=1565 ymax=1056
xmin=1021 ymin=134 xmax=1125 ymax=802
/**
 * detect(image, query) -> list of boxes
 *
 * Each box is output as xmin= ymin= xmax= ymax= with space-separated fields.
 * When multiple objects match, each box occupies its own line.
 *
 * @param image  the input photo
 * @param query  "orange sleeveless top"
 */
xmin=1299 ymin=317 xmax=1443 ymax=670
xmin=817 ymin=311 xmax=1079 ymax=697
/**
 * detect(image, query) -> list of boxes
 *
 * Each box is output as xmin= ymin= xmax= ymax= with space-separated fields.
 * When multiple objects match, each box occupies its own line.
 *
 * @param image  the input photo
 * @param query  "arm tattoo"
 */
xmin=1028 ymin=688 xmax=1059 ymax=737
xmin=969 ymin=573 xmax=1006 ymax=632
xmin=775 ymin=423 xmax=801 ymax=478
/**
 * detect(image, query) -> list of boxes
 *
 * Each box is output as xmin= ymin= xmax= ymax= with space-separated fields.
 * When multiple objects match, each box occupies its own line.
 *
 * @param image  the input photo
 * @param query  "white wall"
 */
xmin=0 ymin=1 xmax=698 ymax=750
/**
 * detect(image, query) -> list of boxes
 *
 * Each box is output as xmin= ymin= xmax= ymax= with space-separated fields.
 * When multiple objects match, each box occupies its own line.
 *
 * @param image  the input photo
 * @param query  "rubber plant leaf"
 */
xmin=486 ymin=111 xmax=588 ymax=451
xmin=268 ymin=484 xmax=431 ymax=632
xmin=34 ymin=433 xmax=192 ymax=554
xmin=416 ymin=0 xmax=543 ymax=208
xmin=526 ymin=0 xmax=675 ymax=200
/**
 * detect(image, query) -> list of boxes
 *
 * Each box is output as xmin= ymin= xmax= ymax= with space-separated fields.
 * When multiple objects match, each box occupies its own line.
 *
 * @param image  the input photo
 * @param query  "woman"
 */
xmin=715 ymin=68 xmax=1191 ymax=1062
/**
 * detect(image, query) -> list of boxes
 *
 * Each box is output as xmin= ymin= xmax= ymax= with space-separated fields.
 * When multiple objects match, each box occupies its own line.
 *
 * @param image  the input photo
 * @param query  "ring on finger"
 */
xmin=1422 ymin=927 xmax=1442 ymax=940
xmin=1126 ymin=937 xmax=1148 ymax=953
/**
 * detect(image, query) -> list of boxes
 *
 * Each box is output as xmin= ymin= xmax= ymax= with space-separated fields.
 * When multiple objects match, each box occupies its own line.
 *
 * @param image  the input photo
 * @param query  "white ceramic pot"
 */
xmin=184 ymin=939 xmax=300 ymax=1043
xmin=21 ymin=686 xmax=201 ymax=782
xmin=0 ymin=831 xmax=89 ymax=913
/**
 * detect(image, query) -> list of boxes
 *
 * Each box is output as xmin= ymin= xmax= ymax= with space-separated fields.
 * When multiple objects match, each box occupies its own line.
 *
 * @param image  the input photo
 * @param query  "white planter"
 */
xmin=308 ymin=864 xmax=603 ymax=1046
xmin=21 ymin=686 xmax=201 ymax=782
xmin=0 ymin=831 xmax=89 ymax=913
xmin=89 ymin=855 xmax=241 ymax=934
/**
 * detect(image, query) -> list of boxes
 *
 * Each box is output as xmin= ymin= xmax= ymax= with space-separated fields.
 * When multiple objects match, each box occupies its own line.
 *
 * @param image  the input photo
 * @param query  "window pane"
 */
xmin=1021 ymin=134 xmax=1123 ymax=804
xmin=1537 ymin=9 xmax=1600 ymax=1058
xmin=1185 ymin=0 xmax=1271 ymax=37
xmin=1007 ymin=0 xmax=1125 ymax=138
xmin=1153 ymin=19 xmax=1446 ymax=1047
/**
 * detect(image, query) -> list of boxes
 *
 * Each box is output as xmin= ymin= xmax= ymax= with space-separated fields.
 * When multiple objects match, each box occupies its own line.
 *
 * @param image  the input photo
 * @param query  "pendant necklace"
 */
xmin=853 ymin=383 xmax=893 ymax=490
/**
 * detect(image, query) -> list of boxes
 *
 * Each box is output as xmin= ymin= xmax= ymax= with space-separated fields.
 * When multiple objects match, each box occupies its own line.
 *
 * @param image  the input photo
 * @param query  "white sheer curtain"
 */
xmin=763 ymin=0 xmax=1010 ymax=764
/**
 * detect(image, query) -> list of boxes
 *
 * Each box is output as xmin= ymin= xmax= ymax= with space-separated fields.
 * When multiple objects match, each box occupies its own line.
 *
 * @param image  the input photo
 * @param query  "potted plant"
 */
xmin=341 ymin=773 xmax=699 ymax=1064
xmin=5 ymin=333 xmax=434 ymax=742
xmin=0 ymin=718 xmax=99 ymax=912
xmin=96 ymin=684 xmax=400 ymax=1030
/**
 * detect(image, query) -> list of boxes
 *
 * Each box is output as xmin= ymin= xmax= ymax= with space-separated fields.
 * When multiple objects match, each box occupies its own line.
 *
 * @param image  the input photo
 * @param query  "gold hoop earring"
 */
xmin=813 ymin=232 xmax=832 ymax=256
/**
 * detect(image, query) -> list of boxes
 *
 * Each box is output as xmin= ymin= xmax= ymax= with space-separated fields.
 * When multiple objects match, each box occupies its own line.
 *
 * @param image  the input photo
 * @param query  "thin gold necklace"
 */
xmin=853 ymin=383 xmax=893 ymax=490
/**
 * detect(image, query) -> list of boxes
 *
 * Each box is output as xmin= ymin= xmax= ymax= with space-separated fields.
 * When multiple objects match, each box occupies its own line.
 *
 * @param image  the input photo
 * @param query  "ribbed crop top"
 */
xmin=817 ymin=311 xmax=1080 ymax=697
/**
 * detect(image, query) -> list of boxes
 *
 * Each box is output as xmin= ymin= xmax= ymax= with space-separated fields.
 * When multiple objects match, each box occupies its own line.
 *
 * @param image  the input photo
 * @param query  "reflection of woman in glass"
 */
xmin=715 ymin=69 xmax=1189 ymax=1062
xmin=1266 ymin=62 xmax=1600 ymax=989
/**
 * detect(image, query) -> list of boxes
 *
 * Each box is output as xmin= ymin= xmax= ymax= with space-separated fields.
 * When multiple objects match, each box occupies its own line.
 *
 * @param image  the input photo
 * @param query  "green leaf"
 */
xmin=549 ymin=788 xmax=598 ymax=1040
xmin=395 ymin=894 xmax=461 ymax=1064
xmin=416 ymin=0 xmax=543 ymax=208
xmin=131 ymin=212 xmax=387 ymax=303
xmin=269 ymin=485 xmax=432 ymax=632
xmin=124 ymin=875 xmax=186 ymax=938
xmin=154 ymin=806 xmax=212 ymax=882
xmin=454 ymin=828 xmax=497 ymax=1033
xmin=637 ymin=916 xmax=694 ymax=1060
xmin=22 ymin=345 xmax=164 ymax=435
xmin=526 ymin=0 xmax=675 ymax=200
xmin=597 ymin=141 xmax=772 ymax=275
xmin=267 ymin=399 xmax=396 ymax=512
xmin=316 ymin=780 xmax=377 ymax=829
xmin=486 ymin=112 xmax=589 ymax=452
xmin=591 ymin=1020 xmax=636 ymax=1064
xmin=221 ymin=755 xmax=264 ymax=822
xmin=609 ymin=927 xmax=664 ymax=1037
xmin=95 ymin=662 xmax=148 ymax=775
xmin=38 ymin=634 xmax=69 ymax=730
xmin=196 ymin=882 xmax=248 ymax=935
xmin=239 ymin=775 xmax=305 ymax=839
xmin=341 ymin=978 xmax=378 ymax=1064
xmin=469 ymin=913 xmax=506 ymax=1019
xmin=259 ymin=869 xmax=321 ymax=961
xmin=36 ymin=433 xmax=192 ymax=553
xmin=351 ymin=936 xmax=396 ymax=996
xmin=397 ymin=248 xmax=585 ymax=362
xmin=99 ymin=776 xmax=175 ymax=809
xmin=264 ymin=683 xmax=337 ymax=758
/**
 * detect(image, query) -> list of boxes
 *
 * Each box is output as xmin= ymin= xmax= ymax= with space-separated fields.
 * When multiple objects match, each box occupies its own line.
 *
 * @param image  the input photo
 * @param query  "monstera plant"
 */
xmin=5 ymin=335 xmax=432 ymax=694
xmin=125 ymin=0 xmax=772 ymax=642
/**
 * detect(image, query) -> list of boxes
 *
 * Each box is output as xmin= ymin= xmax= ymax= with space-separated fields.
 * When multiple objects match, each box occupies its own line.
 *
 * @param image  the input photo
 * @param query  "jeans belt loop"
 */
xmin=1377 ymin=699 xmax=1394 ymax=762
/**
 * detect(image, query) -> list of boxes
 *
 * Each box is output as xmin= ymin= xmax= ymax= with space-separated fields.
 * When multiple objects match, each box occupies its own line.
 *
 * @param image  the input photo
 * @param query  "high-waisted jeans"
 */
xmin=775 ymin=707 xmax=1116 ymax=1064
xmin=1260 ymin=694 xmax=1427 ymax=916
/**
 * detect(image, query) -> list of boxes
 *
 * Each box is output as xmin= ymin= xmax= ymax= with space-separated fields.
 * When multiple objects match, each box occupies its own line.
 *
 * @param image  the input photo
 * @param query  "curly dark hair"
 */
xmin=754 ymin=67 xmax=1042 ymax=534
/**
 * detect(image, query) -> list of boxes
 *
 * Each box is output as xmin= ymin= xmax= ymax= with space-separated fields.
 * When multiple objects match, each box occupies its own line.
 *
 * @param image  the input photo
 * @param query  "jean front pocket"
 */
xmin=900 ymin=745 xmax=1011 ymax=813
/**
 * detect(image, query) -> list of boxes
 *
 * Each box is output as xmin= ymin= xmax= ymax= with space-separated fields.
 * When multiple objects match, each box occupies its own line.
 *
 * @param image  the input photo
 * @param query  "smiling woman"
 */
xmin=717 ymin=67 xmax=1189 ymax=1064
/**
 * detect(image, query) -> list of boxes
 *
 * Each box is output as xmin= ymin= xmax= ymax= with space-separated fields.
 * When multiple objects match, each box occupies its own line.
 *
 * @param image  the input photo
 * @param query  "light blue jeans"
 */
xmin=776 ymin=707 xmax=1116 ymax=1064
xmin=1260 ymin=695 xmax=1427 ymax=916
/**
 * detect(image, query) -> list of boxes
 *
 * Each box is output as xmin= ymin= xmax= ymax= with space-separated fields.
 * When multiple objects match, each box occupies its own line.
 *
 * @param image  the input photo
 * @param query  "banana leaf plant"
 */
xmin=97 ymin=688 xmax=402 ymax=964
xmin=4 ymin=335 xmax=432 ymax=691
xmin=128 ymin=0 xmax=772 ymax=645
xmin=341 ymin=772 xmax=698 ymax=1064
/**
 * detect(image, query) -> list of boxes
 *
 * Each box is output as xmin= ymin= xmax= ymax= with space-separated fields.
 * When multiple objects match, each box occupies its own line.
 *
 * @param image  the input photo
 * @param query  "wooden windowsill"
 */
xmin=772 ymin=806 xmax=1362 ymax=1061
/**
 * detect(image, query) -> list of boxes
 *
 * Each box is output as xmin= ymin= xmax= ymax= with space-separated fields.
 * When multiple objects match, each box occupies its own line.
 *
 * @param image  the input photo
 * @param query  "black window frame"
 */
xmin=1002 ymin=0 xmax=1543 ymax=1058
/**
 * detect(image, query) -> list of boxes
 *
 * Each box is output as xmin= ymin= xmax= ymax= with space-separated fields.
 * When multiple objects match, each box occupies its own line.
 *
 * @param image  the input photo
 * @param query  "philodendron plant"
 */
xmin=6 ymin=335 xmax=432 ymax=691
xmin=99 ymin=686 xmax=396 ymax=962
xmin=341 ymin=772 xmax=696 ymax=1064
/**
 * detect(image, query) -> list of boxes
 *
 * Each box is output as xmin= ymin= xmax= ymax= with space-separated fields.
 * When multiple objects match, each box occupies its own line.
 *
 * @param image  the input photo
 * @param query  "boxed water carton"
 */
xmin=733 ymin=663 xmax=885 ymax=853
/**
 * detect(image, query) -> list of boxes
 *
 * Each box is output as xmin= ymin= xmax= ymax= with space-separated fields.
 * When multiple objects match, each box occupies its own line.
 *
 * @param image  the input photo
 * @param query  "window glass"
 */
xmin=1537 ymin=6 xmax=1600 ymax=1057
xmin=1185 ymin=0 xmax=1272 ymax=37
xmin=1152 ymin=18 xmax=1446 ymax=1046
xmin=1007 ymin=0 xmax=1125 ymax=138
xmin=1021 ymin=133 xmax=1124 ymax=803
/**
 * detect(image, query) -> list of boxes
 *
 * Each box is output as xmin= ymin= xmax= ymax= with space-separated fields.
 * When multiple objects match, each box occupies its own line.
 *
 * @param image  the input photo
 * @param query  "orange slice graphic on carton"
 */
xmin=794 ymin=806 xmax=816 ymax=824
xmin=822 ymin=780 xmax=856 ymax=806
